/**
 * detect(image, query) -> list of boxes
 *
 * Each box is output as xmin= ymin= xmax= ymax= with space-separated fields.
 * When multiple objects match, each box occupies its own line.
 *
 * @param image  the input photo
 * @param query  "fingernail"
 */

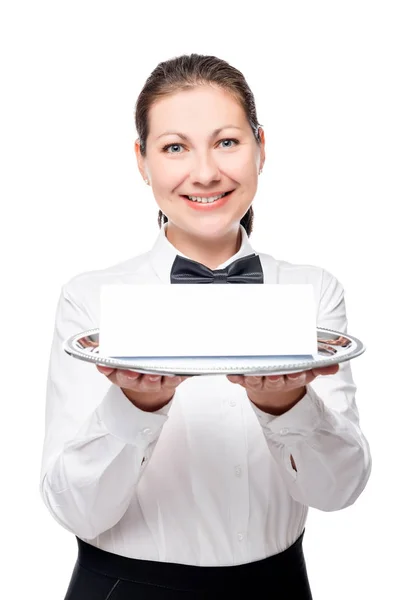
xmin=288 ymin=373 xmax=305 ymax=380
xmin=148 ymin=375 xmax=161 ymax=381
xmin=126 ymin=371 xmax=139 ymax=377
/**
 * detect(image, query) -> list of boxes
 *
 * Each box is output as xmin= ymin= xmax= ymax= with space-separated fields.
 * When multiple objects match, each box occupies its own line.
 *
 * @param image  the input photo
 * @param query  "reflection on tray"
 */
xmin=77 ymin=335 xmax=99 ymax=353
xmin=317 ymin=333 xmax=351 ymax=347
xmin=316 ymin=334 xmax=351 ymax=356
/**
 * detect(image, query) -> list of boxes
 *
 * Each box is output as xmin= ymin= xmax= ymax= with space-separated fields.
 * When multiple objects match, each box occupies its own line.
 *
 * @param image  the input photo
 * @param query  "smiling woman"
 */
xmin=133 ymin=54 xmax=265 ymax=267
xmin=40 ymin=53 xmax=371 ymax=600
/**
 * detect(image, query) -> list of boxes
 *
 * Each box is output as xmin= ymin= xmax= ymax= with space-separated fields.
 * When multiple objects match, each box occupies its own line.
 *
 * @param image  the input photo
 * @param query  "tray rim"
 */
xmin=63 ymin=327 xmax=366 ymax=376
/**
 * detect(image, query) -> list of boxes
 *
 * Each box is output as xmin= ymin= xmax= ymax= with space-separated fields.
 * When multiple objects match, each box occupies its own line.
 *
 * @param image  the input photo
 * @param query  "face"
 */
xmin=135 ymin=85 xmax=265 ymax=242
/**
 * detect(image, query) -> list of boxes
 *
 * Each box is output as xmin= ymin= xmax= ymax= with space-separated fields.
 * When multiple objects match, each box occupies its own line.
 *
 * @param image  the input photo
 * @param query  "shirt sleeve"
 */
xmin=39 ymin=284 xmax=174 ymax=540
xmin=250 ymin=268 xmax=372 ymax=511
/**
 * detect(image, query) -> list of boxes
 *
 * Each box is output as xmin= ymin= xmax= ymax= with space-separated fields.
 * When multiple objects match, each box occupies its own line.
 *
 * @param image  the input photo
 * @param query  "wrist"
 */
xmin=248 ymin=386 xmax=307 ymax=415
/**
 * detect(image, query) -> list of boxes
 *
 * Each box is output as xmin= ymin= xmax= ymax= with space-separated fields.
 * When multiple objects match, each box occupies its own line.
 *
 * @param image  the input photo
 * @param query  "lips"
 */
xmin=182 ymin=190 xmax=233 ymax=199
xmin=181 ymin=190 xmax=234 ymax=211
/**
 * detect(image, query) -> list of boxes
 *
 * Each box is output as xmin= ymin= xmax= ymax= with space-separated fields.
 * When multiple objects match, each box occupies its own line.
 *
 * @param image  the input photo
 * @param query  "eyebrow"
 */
xmin=155 ymin=125 xmax=243 ymax=141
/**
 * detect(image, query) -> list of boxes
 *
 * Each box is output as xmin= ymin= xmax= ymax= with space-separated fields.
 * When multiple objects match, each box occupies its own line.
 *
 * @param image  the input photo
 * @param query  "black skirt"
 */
xmin=64 ymin=528 xmax=313 ymax=599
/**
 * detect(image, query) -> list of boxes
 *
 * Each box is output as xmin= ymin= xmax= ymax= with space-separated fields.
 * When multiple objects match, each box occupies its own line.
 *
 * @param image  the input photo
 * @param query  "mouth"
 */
xmin=180 ymin=190 xmax=234 ymax=208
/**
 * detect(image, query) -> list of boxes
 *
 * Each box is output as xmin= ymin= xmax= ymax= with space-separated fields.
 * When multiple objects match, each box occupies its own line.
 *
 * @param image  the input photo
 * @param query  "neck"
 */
xmin=165 ymin=224 xmax=242 ymax=270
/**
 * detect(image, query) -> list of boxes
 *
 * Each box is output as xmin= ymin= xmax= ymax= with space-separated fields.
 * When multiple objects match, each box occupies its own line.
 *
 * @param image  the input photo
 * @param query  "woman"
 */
xmin=40 ymin=53 xmax=372 ymax=599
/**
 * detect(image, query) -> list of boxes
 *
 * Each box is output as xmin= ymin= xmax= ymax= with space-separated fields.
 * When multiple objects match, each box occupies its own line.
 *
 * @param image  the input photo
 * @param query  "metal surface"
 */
xmin=63 ymin=328 xmax=365 ymax=376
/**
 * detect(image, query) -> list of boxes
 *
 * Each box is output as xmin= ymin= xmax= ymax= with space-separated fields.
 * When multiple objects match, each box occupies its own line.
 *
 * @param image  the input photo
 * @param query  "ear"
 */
xmin=258 ymin=127 xmax=266 ymax=172
xmin=134 ymin=138 xmax=148 ymax=181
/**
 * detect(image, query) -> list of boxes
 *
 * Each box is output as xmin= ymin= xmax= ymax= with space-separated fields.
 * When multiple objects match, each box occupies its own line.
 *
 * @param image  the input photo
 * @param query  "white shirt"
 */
xmin=39 ymin=223 xmax=372 ymax=566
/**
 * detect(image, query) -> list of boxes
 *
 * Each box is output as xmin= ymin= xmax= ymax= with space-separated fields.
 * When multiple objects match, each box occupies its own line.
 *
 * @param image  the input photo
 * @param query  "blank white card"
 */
xmin=99 ymin=284 xmax=318 ymax=358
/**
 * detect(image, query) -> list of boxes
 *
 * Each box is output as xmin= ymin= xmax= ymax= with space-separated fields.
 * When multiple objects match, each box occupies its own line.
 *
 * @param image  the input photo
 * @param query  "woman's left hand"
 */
xmin=226 ymin=364 xmax=339 ymax=415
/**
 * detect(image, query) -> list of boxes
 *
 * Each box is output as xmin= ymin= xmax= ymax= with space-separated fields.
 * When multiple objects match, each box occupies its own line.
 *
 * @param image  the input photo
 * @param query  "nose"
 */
xmin=189 ymin=152 xmax=221 ymax=187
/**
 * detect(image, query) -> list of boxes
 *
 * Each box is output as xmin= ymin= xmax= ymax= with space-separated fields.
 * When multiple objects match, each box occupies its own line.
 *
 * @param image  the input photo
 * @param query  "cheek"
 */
xmin=228 ymin=154 xmax=258 ymax=180
xmin=154 ymin=165 xmax=184 ymax=191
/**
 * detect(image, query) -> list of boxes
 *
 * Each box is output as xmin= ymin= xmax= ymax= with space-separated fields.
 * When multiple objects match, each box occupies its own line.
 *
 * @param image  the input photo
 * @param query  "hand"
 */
xmin=226 ymin=364 xmax=339 ymax=415
xmin=96 ymin=365 xmax=191 ymax=412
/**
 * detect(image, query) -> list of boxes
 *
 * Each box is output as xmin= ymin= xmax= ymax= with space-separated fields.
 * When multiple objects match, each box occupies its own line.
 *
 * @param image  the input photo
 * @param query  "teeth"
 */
xmin=187 ymin=192 xmax=226 ymax=203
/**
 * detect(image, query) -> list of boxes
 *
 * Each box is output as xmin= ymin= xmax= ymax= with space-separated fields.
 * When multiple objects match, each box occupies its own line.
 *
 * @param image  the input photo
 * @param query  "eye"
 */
xmin=219 ymin=138 xmax=239 ymax=149
xmin=161 ymin=138 xmax=240 ymax=154
xmin=162 ymin=143 xmax=184 ymax=154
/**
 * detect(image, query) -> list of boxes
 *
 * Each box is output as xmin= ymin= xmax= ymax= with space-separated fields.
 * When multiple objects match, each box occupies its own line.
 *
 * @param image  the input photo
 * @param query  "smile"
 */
xmin=180 ymin=190 xmax=234 ymax=210
xmin=187 ymin=191 xmax=228 ymax=203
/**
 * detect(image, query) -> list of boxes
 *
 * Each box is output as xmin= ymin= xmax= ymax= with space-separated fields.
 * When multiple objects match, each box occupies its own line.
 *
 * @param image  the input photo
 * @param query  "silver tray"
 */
xmin=63 ymin=328 xmax=365 ymax=376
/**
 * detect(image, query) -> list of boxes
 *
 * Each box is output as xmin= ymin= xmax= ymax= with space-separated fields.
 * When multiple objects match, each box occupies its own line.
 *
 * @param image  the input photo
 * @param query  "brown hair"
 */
xmin=134 ymin=53 xmax=263 ymax=237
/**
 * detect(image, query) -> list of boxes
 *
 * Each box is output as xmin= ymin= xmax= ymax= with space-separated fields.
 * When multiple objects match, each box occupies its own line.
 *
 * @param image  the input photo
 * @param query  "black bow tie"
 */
xmin=170 ymin=253 xmax=264 ymax=284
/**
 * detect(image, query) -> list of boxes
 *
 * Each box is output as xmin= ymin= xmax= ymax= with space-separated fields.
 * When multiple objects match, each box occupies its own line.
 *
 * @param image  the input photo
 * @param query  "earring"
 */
xmin=259 ymin=168 xmax=263 ymax=175
xmin=144 ymin=179 xmax=149 ymax=185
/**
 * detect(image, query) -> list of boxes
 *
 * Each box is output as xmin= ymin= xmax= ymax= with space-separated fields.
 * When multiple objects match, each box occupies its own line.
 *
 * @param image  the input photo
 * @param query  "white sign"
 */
xmin=99 ymin=284 xmax=318 ymax=358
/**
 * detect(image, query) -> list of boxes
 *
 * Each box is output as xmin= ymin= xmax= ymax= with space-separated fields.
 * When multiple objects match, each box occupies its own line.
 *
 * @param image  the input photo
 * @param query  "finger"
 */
xmin=246 ymin=375 xmax=280 ymax=390
xmin=227 ymin=375 xmax=244 ymax=384
xmin=266 ymin=375 xmax=283 ymax=382
xmin=312 ymin=364 xmax=339 ymax=376
xmin=136 ymin=374 xmax=185 ymax=393
xmin=287 ymin=370 xmax=317 ymax=386
xmin=118 ymin=369 xmax=141 ymax=379
xmin=96 ymin=365 xmax=116 ymax=376
xmin=108 ymin=369 xmax=190 ymax=392
xmin=114 ymin=369 xmax=141 ymax=389
xmin=139 ymin=375 xmax=186 ymax=392
xmin=286 ymin=372 xmax=307 ymax=383
xmin=161 ymin=375 xmax=184 ymax=388
xmin=136 ymin=374 xmax=163 ymax=393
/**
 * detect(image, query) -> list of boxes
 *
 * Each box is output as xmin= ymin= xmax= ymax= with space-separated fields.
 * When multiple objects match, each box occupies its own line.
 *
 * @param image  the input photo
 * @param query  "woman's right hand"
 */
xmin=96 ymin=365 xmax=191 ymax=412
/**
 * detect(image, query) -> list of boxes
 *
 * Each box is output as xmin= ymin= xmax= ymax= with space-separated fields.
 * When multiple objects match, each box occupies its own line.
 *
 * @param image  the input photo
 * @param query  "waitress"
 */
xmin=40 ymin=53 xmax=372 ymax=599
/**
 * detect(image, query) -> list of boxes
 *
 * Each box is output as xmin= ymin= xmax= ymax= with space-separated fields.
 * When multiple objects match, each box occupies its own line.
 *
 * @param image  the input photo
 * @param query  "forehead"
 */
xmin=148 ymin=86 xmax=246 ymax=136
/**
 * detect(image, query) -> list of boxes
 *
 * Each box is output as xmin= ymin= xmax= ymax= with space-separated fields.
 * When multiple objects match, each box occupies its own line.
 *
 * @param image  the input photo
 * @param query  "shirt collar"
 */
xmin=149 ymin=222 xmax=256 ymax=284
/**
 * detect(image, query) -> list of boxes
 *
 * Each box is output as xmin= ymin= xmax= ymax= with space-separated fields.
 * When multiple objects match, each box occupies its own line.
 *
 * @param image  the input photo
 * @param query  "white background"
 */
xmin=1 ymin=1 xmax=399 ymax=598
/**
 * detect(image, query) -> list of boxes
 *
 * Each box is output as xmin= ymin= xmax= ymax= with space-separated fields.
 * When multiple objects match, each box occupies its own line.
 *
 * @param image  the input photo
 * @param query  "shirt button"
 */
xmin=235 ymin=466 xmax=242 ymax=477
xmin=229 ymin=399 xmax=237 ymax=407
xmin=280 ymin=428 xmax=289 ymax=435
xmin=237 ymin=533 xmax=244 ymax=541
xmin=141 ymin=428 xmax=152 ymax=436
